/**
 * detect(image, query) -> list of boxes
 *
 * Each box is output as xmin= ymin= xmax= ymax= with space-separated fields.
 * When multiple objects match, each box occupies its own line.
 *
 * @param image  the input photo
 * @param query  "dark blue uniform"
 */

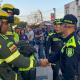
xmin=48 ymin=32 xmax=80 ymax=80
xmin=46 ymin=32 xmax=63 ymax=57
xmin=46 ymin=32 xmax=63 ymax=80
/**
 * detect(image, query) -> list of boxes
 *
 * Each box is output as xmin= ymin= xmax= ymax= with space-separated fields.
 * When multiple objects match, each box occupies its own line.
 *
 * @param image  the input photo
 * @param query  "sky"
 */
xmin=1 ymin=0 xmax=74 ymax=21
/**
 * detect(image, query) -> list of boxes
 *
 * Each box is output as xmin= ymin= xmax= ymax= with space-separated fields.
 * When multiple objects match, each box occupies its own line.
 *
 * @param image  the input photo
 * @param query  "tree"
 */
xmin=17 ymin=21 xmax=27 ymax=28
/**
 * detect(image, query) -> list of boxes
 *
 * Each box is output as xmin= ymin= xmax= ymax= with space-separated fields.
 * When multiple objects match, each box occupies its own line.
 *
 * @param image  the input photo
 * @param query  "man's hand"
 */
xmin=40 ymin=59 xmax=49 ymax=67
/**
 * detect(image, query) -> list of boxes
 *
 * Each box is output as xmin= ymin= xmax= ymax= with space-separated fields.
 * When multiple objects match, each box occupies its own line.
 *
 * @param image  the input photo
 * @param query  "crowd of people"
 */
xmin=0 ymin=3 xmax=80 ymax=80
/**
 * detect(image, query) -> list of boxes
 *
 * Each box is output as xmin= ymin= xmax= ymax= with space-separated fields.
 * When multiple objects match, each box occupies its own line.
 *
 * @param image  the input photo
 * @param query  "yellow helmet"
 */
xmin=0 ymin=10 xmax=14 ymax=23
xmin=0 ymin=10 xmax=9 ymax=17
xmin=2 ymin=4 xmax=20 ymax=15
xmin=2 ymin=4 xmax=15 ymax=9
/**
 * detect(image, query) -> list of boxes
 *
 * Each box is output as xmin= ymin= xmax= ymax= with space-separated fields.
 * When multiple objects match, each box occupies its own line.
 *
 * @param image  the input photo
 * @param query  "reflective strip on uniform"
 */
xmin=29 ymin=55 xmax=34 ymax=68
xmin=15 ymin=73 xmax=18 ymax=80
xmin=6 ymin=31 xmax=13 ymax=36
xmin=52 ymin=38 xmax=61 ymax=41
xmin=13 ymin=32 xmax=19 ymax=43
xmin=0 ymin=59 xmax=4 ymax=64
xmin=5 ymin=50 xmax=20 ymax=63
xmin=19 ymin=55 xmax=34 ymax=71
xmin=48 ymin=33 xmax=54 ymax=36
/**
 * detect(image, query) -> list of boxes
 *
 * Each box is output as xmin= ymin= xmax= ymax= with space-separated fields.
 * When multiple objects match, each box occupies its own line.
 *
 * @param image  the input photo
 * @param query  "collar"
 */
xmin=63 ymin=32 xmax=75 ymax=43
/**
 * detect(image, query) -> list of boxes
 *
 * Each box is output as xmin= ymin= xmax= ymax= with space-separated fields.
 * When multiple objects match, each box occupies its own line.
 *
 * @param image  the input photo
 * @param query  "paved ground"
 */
xmin=35 ymin=46 xmax=53 ymax=80
xmin=36 ymin=66 xmax=53 ymax=80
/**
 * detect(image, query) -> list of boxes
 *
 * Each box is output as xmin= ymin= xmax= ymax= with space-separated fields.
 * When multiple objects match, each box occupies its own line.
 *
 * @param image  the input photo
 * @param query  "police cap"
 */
xmin=53 ymin=19 xmax=63 ymax=25
xmin=62 ymin=14 xmax=77 ymax=25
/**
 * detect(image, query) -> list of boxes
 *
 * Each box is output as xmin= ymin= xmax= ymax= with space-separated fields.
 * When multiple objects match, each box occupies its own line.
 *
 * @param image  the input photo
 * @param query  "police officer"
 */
xmin=40 ymin=14 xmax=80 ymax=80
xmin=46 ymin=19 xmax=63 ymax=80
xmin=0 ymin=10 xmax=35 ymax=80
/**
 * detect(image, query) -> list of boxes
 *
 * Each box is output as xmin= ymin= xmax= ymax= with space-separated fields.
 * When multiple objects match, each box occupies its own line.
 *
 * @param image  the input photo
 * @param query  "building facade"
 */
xmin=64 ymin=0 xmax=80 ymax=27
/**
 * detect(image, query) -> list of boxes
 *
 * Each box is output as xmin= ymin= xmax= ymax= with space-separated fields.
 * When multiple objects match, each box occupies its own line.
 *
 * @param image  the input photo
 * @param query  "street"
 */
xmin=36 ymin=66 xmax=53 ymax=80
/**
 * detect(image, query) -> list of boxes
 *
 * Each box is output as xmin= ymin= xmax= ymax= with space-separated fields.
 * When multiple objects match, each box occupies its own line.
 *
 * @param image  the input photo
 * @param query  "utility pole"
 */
xmin=38 ymin=10 xmax=43 ymax=22
xmin=53 ymin=8 xmax=56 ymax=19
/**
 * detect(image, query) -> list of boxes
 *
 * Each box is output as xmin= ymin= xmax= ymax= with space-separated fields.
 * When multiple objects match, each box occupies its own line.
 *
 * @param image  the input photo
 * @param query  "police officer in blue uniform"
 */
xmin=46 ymin=19 xmax=63 ymax=80
xmin=40 ymin=14 xmax=80 ymax=80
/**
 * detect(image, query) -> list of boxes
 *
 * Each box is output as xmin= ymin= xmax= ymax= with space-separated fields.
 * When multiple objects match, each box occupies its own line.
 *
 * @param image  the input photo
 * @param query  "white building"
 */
xmin=64 ymin=0 xmax=80 ymax=27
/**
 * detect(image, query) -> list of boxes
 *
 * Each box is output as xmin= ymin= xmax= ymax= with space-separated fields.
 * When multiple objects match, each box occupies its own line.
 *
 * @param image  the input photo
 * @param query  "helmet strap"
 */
xmin=0 ymin=21 xmax=3 ymax=33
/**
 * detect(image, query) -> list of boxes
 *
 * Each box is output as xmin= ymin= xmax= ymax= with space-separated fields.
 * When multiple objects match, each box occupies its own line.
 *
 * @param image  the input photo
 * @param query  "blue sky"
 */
xmin=2 ymin=0 xmax=74 ymax=21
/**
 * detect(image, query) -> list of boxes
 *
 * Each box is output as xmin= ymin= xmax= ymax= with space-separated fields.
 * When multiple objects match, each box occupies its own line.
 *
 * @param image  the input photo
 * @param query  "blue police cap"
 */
xmin=63 ymin=14 xmax=77 ymax=25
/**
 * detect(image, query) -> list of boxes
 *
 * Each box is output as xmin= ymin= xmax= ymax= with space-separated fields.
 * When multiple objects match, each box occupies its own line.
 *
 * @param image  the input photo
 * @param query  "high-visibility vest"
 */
xmin=0 ymin=34 xmax=20 ymax=64
xmin=19 ymin=55 xmax=35 ymax=71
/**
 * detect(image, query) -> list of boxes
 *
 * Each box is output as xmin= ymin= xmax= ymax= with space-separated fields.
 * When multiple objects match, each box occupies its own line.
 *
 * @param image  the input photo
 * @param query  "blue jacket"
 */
xmin=46 ymin=32 xmax=63 ymax=58
xmin=48 ymin=32 xmax=80 ymax=80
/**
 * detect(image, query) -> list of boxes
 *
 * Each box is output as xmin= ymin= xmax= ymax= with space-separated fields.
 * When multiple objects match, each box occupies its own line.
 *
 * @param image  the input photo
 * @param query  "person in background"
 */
xmin=19 ymin=28 xmax=28 ymax=42
xmin=34 ymin=27 xmax=45 ymax=59
xmin=13 ymin=27 xmax=21 ymax=44
xmin=27 ymin=27 xmax=34 ymax=46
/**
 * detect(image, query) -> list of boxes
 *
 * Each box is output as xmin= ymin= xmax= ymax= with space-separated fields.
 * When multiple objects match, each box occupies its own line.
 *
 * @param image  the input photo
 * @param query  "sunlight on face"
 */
xmin=1 ymin=21 xmax=9 ymax=34
xmin=54 ymin=24 xmax=62 ymax=33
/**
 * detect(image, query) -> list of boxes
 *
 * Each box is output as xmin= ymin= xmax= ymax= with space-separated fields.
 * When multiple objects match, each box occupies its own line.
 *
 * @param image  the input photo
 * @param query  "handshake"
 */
xmin=39 ymin=59 xmax=50 ymax=67
xmin=39 ymin=58 xmax=56 ymax=67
